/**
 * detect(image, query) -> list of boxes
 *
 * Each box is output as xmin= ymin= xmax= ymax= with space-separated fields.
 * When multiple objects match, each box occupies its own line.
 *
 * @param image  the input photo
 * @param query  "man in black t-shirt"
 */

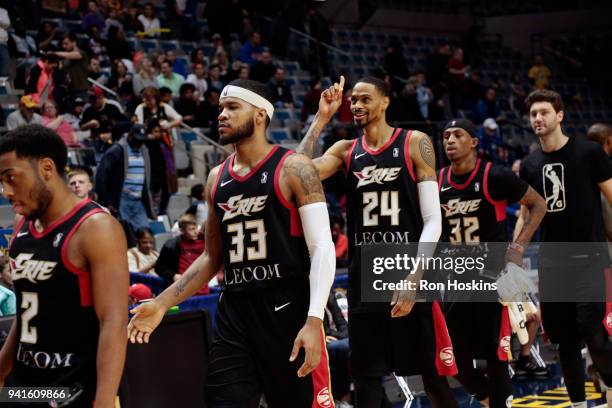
xmin=79 ymin=87 xmax=127 ymax=152
xmin=439 ymin=119 xmax=546 ymax=408
xmin=518 ymin=90 xmax=612 ymax=407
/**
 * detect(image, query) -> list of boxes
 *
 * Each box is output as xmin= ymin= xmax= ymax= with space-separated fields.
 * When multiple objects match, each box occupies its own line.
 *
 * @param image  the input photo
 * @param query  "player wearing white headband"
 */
xmin=128 ymin=79 xmax=337 ymax=407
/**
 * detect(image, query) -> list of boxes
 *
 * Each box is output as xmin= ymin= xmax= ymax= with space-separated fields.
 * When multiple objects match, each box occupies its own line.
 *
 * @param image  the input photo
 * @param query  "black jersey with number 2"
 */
xmin=8 ymin=199 xmax=105 ymax=402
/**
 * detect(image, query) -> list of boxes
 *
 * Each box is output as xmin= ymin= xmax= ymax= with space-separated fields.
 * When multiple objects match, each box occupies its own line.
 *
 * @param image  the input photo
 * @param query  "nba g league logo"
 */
xmin=542 ymin=163 xmax=565 ymax=212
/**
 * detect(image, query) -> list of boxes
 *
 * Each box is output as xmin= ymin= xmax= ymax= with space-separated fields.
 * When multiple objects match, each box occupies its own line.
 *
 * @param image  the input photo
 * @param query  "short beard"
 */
xmin=219 ymin=118 xmax=255 ymax=145
xmin=26 ymin=176 xmax=53 ymax=221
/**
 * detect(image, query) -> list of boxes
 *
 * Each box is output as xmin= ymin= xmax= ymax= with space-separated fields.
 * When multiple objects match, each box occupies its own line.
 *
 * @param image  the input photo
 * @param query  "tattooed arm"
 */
xmin=128 ymin=165 xmax=224 ymax=343
xmin=409 ymin=130 xmax=437 ymax=182
xmin=297 ymin=76 xmax=349 ymax=181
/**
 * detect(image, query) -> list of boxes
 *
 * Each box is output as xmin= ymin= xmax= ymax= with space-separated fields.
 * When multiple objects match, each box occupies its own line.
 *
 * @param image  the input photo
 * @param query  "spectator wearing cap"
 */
xmin=138 ymin=3 xmax=161 ymax=37
xmin=156 ymin=59 xmax=185 ymax=97
xmin=68 ymin=166 xmax=95 ymax=199
xmin=186 ymin=62 xmax=208 ymax=101
xmin=42 ymin=100 xmax=79 ymax=147
xmin=0 ymin=255 xmax=15 ymax=316
xmin=7 ymin=95 xmax=43 ymax=130
xmin=477 ymin=118 xmax=507 ymax=164
xmin=237 ymin=31 xmax=264 ymax=66
xmin=127 ymin=227 xmax=159 ymax=275
xmin=210 ymin=33 xmax=225 ymax=57
xmin=51 ymin=33 xmax=90 ymax=102
xmin=25 ymin=53 xmax=58 ymax=105
xmin=80 ymin=86 xmax=127 ymax=152
xmin=128 ymin=283 xmax=153 ymax=306
xmin=155 ymin=214 xmax=208 ymax=293
xmin=96 ymin=124 xmax=156 ymax=232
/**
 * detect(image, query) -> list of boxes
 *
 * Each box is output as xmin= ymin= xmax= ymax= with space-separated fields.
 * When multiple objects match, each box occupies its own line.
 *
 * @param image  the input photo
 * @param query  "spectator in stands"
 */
xmin=186 ymin=61 xmax=208 ymax=101
xmin=464 ymin=69 xmax=484 ymax=110
xmin=25 ymin=53 xmax=58 ymax=105
xmin=0 ymin=7 xmax=11 ymax=77
xmin=587 ymin=123 xmax=612 ymax=244
xmin=448 ymin=47 xmax=468 ymax=114
xmin=68 ymin=166 xmax=95 ymax=199
xmin=213 ymin=50 xmax=231 ymax=82
xmin=87 ymin=27 xmax=105 ymax=58
xmin=133 ymin=56 xmax=158 ymax=96
xmin=210 ymin=32 xmax=225 ymax=57
xmin=42 ymin=100 xmax=78 ymax=146
xmin=156 ymin=59 xmax=185 ymax=96
xmin=120 ymin=3 xmax=144 ymax=34
xmin=52 ymin=33 xmax=90 ymax=103
xmin=106 ymin=26 xmax=134 ymax=62
xmin=301 ymin=78 xmax=322 ymax=123
xmin=384 ymin=39 xmax=409 ymax=94
xmin=237 ymin=31 xmax=264 ymax=65
xmin=528 ymin=55 xmax=551 ymax=90
xmin=138 ymin=3 xmax=161 ymax=37
xmin=128 ymin=283 xmax=153 ymax=306
xmin=95 ymin=124 xmax=155 ymax=231
xmin=88 ymin=56 xmax=107 ymax=85
xmin=63 ymin=97 xmax=88 ymax=140
xmin=174 ymin=82 xmax=204 ymax=127
xmin=267 ymin=67 xmax=293 ymax=108
xmin=7 ymin=95 xmax=43 ymax=130
xmin=159 ymin=86 xmax=173 ymax=104
xmin=426 ymin=43 xmax=451 ymax=87
xmin=82 ymin=0 xmax=105 ymax=33
xmin=186 ymin=183 xmax=207 ymax=226
xmin=387 ymin=82 xmax=424 ymax=123
xmin=207 ymin=64 xmax=224 ymax=91
xmin=477 ymin=118 xmax=508 ymax=163
xmin=80 ymin=86 xmax=127 ymax=151
xmin=509 ymin=72 xmax=527 ymax=115
xmin=238 ymin=64 xmax=250 ymax=80
xmin=134 ymin=87 xmax=183 ymax=214
xmin=108 ymin=59 xmax=133 ymax=96
xmin=0 ymin=254 xmax=15 ymax=316
xmin=190 ymin=48 xmax=207 ymax=68
xmin=323 ymin=290 xmax=350 ymax=407
xmin=200 ymin=88 xmax=220 ymax=141
xmin=330 ymin=215 xmax=348 ymax=267
xmin=155 ymin=214 xmax=208 ymax=293
xmin=250 ymin=50 xmax=276 ymax=83
xmin=414 ymin=71 xmax=433 ymax=120
xmin=166 ymin=49 xmax=188 ymax=78
xmin=475 ymin=87 xmax=505 ymax=125
xmin=36 ymin=21 xmax=60 ymax=52
xmin=8 ymin=16 xmax=37 ymax=82
xmin=127 ymin=227 xmax=159 ymax=274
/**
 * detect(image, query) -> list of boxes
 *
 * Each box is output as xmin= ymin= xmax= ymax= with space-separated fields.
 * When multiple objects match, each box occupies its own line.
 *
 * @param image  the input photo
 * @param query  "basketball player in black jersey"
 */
xmin=299 ymin=76 xmax=459 ymax=407
xmin=0 ymin=125 xmax=128 ymax=408
xmin=128 ymin=79 xmax=337 ymax=407
xmin=518 ymin=90 xmax=612 ymax=408
xmin=439 ymin=119 xmax=546 ymax=407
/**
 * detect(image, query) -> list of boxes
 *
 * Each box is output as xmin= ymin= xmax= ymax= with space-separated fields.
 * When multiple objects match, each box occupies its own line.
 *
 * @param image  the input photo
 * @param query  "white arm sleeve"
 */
xmin=416 ymin=181 xmax=442 ymax=258
xmin=298 ymin=202 xmax=336 ymax=320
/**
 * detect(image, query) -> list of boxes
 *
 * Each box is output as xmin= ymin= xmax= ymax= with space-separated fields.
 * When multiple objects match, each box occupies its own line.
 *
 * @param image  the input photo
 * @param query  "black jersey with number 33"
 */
xmin=8 ymin=200 xmax=104 ymax=396
xmin=345 ymin=128 xmax=423 ymax=310
xmin=212 ymin=146 xmax=310 ymax=292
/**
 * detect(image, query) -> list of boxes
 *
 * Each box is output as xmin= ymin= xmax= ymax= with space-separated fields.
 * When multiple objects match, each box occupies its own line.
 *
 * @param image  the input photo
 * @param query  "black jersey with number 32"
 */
xmin=212 ymin=146 xmax=310 ymax=292
xmin=345 ymin=128 xmax=423 ymax=310
xmin=8 ymin=200 xmax=104 ymax=395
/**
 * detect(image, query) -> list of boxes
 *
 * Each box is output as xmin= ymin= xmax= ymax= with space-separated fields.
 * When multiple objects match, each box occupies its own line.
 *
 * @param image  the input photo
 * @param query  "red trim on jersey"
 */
xmin=273 ymin=150 xmax=304 ymax=237
xmin=446 ymin=159 xmax=481 ymax=190
xmin=402 ymin=129 xmax=416 ymax=182
xmin=344 ymin=138 xmax=358 ymax=173
xmin=29 ymin=199 xmax=92 ymax=238
xmin=228 ymin=145 xmax=280 ymax=182
xmin=210 ymin=159 xmax=227 ymax=204
xmin=61 ymin=208 xmax=105 ymax=307
xmin=311 ymin=327 xmax=335 ymax=408
xmin=360 ymin=127 xmax=401 ymax=156
xmin=438 ymin=167 xmax=446 ymax=190
xmin=497 ymin=306 xmax=511 ymax=361
xmin=483 ymin=162 xmax=507 ymax=222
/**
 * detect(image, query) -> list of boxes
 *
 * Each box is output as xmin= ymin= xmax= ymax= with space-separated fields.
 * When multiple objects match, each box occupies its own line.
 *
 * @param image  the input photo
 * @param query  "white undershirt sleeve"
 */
xmin=416 ymin=181 xmax=442 ymax=258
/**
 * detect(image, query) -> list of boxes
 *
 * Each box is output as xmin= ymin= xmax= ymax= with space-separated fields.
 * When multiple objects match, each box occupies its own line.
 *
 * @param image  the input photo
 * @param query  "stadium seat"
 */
xmin=139 ymin=39 xmax=159 ymax=52
xmin=173 ymin=139 xmax=191 ymax=171
xmin=130 ymin=272 xmax=166 ymax=294
xmin=154 ymin=232 xmax=174 ymax=252
xmin=283 ymin=61 xmax=300 ymax=74
xmin=148 ymin=220 xmax=167 ymax=235
xmin=275 ymin=109 xmax=292 ymax=125
xmin=180 ymin=130 xmax=198 ymax=150
xmin=166 ymin=193 xmax=191 ymax=223
xmin=181 ymin=42 xmax=198 ymax=54
xmin=159 ymin=40 xmax=179 ymax=52
xmin=293 ymin=93 xmax=305 ymax=108
xmin=0 ymin=205 xmax=14 ymax=228
xmin=269 ymin=128 xmax=291 ymax=142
